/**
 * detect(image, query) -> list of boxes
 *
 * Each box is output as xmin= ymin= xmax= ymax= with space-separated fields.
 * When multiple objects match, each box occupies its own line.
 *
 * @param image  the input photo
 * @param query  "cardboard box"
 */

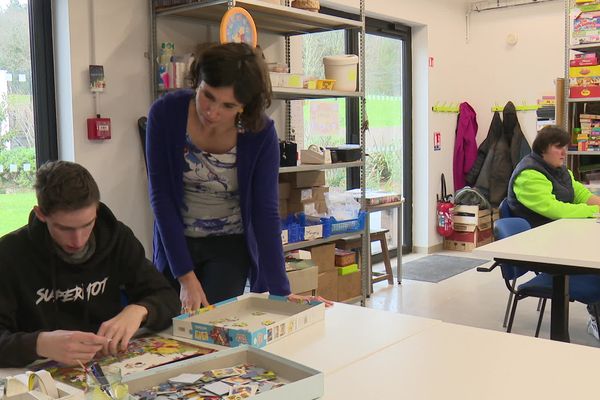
xmin=570 ymin=65 xmax=600 ymax=77
xmin=453 ymin=219 xmax=492 ymax=232
xmin=279 ymin=199 xmax=288 ymax=219
xmin=443 ymin=227 xmax=493 ymax=252
xmin=337 ymin=263 xmax=359 ymax=276
xmin=289 ymin=186 xmax=329 ymax=204
xmin=288 ymin=200 xmax=327 ymax=215
xmin=317 ymin=270 xmax=338 ymax=301
xmin=172 ymin=293 xmax=324 ymax=348
xmin=281 ymin=228 xmax=289 ymax=245
xmin=281 ymin=171 xmax=326 ymax=188
xmin=570 ymin=86 xmax=600 ymax=98
xmin=287 ymin=265 xmax=318 ymax=294
xmin=335 ymin=248 xmax=356 ymax=266
xmin=124 ymin=346 xmax=324 ymax=400
xmin=278 ymin=182 xmax=291 ymax=199
xmin=309 ymin=243 xmax=335 ymax=273
xmin=571 ymin=52 xmax=598 ymax=67
xmin=337 ymin=270 xmax=361 ymax=302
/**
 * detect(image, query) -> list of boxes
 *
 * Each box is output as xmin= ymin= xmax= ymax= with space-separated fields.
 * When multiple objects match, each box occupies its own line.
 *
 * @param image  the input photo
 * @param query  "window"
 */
xmin=292 ymin=14 xmax=412 ymax=254
xmin=0 ymin=0 xmax=57 ymax=237
xmin=290 ymin=30 xmax=348 ymax=190
xmin=363 ymin=19 xmax=412 ymax=254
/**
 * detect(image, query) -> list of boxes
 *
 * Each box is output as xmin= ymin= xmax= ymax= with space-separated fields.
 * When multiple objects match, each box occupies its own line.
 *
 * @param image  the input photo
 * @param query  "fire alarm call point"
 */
xmin=87 ymin=115 xmax=111 ymax=140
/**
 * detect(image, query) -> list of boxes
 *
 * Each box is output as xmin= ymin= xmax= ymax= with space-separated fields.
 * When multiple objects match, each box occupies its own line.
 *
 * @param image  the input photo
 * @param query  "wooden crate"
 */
xmin=443 ymin=227 xmax=493 ymax=252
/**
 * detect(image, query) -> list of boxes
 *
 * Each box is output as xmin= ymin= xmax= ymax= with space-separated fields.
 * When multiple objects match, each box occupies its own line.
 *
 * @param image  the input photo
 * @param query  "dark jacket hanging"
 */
xmin=503 ymin=101 xmax=531 ymax=168
xmin=473 ymin=101 xmax=531 ymax=207
xmin=466 ymin=111 xmax=502 ymax=186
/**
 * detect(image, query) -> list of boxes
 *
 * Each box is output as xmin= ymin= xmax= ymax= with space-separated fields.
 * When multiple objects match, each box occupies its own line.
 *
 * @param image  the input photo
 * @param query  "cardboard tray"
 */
xmin=172 ymin=293 xmax=324 ymax=348
xmin=123 ymin=346 xmax=323 ymax=400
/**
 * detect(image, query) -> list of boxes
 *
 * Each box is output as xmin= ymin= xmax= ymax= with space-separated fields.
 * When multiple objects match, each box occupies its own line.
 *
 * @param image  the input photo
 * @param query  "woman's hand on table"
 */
xmin=287 ymin=293 xmax=334 ymax=307
xmin=178 ymin=271 xmax=210 ymax=312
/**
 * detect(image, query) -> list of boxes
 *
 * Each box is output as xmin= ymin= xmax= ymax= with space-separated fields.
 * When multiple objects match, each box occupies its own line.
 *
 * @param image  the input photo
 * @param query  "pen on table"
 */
xmin=88 ymin=362 xmax=118 ymax=400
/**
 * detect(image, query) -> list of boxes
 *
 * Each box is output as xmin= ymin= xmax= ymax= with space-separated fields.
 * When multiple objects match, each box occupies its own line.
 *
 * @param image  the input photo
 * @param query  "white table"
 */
xmin=264 ymin=302 xmax=439 ymax=374
xmin=474 ymin=218 xmax=600 ymax=342
xmin=324 ymin=322 xmax=600 ymax=400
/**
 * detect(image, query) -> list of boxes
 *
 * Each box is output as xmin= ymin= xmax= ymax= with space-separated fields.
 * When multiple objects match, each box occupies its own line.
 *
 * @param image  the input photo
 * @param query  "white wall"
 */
xmin=465 ymin=2 xmax=564 ymax=147
xmin=53 ymin=0 xmax=564 ymax=255
xmin=54 ymin=0 xmax=154 ymax=254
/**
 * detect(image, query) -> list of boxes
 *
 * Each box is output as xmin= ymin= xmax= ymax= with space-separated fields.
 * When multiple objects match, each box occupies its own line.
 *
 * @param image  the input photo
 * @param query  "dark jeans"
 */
xmin=163 ymin=234 xmax=250 ymax=305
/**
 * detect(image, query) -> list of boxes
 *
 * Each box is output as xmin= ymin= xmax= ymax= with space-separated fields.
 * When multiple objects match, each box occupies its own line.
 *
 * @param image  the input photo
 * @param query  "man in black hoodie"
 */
xmin=0 ymin=161 xmax=180 ymax=367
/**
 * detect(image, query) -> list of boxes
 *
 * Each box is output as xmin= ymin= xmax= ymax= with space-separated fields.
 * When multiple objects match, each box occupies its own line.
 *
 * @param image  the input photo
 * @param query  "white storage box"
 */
xmin=172 ymin=293 xmax=324 ymax=348
xmin=124 ymin=346 xmax=324 ymax=400
xmin=323 ymin=54 xmax=358 ymax=91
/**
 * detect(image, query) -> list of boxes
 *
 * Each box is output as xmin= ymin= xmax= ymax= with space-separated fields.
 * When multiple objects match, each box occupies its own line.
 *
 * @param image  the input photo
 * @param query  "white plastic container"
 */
xmin=323 ymin=54 xmax=358 ymax=91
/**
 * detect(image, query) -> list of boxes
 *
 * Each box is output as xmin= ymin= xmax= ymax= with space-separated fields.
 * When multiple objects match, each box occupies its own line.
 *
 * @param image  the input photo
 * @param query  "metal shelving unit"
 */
xmin=279 ymin=161 xmax=362 ymax=174
xmin=149 ymin=0 xmax=368 ymax=304
xmin=564 ymin=0 xmax=600 ymax=178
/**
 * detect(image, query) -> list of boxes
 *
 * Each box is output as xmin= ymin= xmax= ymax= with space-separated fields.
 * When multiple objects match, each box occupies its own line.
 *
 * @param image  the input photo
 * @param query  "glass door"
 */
xmin=363 ymin=22 xmax=412 ymax=254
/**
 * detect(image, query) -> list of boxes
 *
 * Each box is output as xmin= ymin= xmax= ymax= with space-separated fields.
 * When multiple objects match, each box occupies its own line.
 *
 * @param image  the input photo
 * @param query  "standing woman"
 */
xmin=146 ymin=43 xmax=290 ymax=310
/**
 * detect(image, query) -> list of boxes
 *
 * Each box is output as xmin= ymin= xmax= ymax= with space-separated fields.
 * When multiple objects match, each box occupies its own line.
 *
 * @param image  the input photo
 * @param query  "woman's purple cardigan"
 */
xmin=146 ymin=90 xmax=290 ymax=296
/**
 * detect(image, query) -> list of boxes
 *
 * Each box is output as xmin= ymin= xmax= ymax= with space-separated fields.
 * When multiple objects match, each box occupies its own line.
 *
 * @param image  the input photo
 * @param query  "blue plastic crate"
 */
xmin=320 ymin=211 xmax=366 ymax=238
xmin=282 ymin=213 xmax=326 ymax=242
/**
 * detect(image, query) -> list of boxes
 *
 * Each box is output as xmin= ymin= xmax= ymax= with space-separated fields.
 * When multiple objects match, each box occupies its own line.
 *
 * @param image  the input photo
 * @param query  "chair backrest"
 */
xmin=493 ymin=217 xmax=531 ymax=281
xmin=138 ymin=116 xmax=148 ymax=167
xmin=493 ymin=217 xmax=530 ymax=240
xmin=499 ymin=198 xmax=512 ymax=218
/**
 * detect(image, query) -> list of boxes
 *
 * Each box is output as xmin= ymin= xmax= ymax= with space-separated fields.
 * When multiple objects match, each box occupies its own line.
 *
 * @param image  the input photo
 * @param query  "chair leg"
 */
xmin=503 ymin=279 xmax=516 ymax=328
xmin=537 ymin=298 xmax=543 ymax=312
xmin=535 ymin=298 xmax=547 ymax=338
xmin=506 ymin=295 xmax=520 ymax=333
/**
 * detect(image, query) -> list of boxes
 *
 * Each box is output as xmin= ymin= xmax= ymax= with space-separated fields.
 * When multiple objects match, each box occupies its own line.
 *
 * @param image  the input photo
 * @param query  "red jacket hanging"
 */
xmin=453 ymin=102 xmax=478 ymax=191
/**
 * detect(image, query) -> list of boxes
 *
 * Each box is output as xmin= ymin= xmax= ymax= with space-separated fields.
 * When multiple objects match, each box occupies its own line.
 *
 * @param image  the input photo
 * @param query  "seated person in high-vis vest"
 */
xmin=507 ymin=124 xmax=600 ymax=228
xmin=507 ymin=125 xmax=600 ymax=341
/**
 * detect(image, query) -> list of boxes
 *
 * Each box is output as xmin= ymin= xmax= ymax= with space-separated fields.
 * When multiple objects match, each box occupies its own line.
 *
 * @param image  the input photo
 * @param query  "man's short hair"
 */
xmin=532 ymin=125 xmax=571 ymax=155
xmin=34 ymin=161 xmax=100 ymax=215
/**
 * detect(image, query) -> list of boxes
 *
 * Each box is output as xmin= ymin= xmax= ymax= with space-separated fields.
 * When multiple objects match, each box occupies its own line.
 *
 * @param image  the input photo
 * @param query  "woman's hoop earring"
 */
xmin=236 ymin=112 xmax=245 ymax=133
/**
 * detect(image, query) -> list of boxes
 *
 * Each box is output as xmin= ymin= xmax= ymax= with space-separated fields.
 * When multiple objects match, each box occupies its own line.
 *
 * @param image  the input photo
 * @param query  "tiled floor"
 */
xmin=365 ymin=250 xmax=600 ymax=348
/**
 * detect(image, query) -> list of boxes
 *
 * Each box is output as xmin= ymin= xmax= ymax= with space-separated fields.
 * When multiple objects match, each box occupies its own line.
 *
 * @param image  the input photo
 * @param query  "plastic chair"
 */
xmin=481 ymin=217 xmax=600 ymax=337
xmin=512 ymin=272 xmax=600 ymax=337
xmin=498 ymin=198 xmax=512 ymax=218
xmin=495 ymin=209 xmax=530 ymax=327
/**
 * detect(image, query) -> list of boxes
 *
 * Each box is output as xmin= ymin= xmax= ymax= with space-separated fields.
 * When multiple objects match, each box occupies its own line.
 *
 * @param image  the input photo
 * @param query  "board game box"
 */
xmin=172 ymin=293 xmax=325 ymax=348
xmin=124 ymin=345 xmax=323 ymax=400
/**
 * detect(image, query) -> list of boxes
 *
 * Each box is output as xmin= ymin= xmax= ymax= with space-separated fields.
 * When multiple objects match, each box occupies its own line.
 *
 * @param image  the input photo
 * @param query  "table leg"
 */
xmin=550 ymin=274 xmax=570 ymax=342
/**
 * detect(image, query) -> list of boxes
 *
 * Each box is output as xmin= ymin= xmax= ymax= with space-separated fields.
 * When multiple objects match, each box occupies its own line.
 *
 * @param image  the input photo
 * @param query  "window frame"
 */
xmin=28 ymin=0 xmax=58 ymax=165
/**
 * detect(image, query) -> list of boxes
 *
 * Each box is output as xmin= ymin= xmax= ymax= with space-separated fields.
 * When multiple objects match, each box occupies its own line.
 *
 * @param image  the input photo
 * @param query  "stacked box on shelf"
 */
xmin=569 ymin=64 xmax=600 ymax=98
xmin=334 ymin=248 xmax=360 ymax=302
xmin=288 ymin=186 xmax=329 ymax=216
xmin=571 ymin=2 xmax=600 ymax=46
xmin=444 ymin=205 xmax=493 ymax=252
xmin=579 ymin=113 xmax=600 ymax=151
xmin=310 ymin=243 xmax=338 ymax=301
xmin=279 ymin=171 xmax=328 ymax=216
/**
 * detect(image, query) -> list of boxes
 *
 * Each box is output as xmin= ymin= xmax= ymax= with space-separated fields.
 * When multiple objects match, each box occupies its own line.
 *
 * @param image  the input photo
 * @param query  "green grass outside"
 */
xmin=303 ymin=96 xmax=403 ymax=130
xmin=0 ymin=191 xmax=35 ymax=237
